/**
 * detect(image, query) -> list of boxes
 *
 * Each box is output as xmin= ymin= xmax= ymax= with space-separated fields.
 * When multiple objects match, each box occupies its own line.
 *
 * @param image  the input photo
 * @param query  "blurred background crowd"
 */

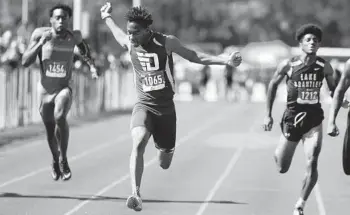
xmin=1 ymin=0 xmax=350 ymax=130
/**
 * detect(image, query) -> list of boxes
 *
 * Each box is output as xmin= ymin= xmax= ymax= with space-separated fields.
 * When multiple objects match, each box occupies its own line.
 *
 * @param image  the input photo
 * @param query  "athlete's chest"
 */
xmin=131 ymin=40 xmax=168 ymax=70
xmin=290 ymin=62 xmax=325 ymax=83
xmin=41 ymin=38 xmax=75 ymax=59
xmin=131 ymin=43 xmax=170 ymax=92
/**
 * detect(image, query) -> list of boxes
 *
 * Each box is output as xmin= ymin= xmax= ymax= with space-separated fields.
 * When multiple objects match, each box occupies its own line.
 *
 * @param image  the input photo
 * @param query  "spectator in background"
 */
xmin=0 ymin=30 xmax=25 ymax=69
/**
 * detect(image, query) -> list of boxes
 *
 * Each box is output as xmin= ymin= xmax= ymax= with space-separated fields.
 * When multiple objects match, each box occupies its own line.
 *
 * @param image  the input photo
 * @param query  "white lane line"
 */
xmin=195 ymin=147 xmax=244 ymax=215
xmin=0 ymin=103 xmax=218 ymax=189
xmin=195 ymin=114 xmax=262 ymax=215
xmin=314 ymin=183 xmax=326 ymax=215
xmin=63 ymin=109 xmax=231 ymax=215
xmin=0 ymin=135 xmax=130 ymax=189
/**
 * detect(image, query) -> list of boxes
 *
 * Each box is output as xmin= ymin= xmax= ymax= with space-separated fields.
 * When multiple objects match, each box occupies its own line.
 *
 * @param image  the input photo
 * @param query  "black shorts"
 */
xmin=280 ymin=108 xmax=324 ymax=142
xmin=130 ymin=104 xmax=177 ymax=151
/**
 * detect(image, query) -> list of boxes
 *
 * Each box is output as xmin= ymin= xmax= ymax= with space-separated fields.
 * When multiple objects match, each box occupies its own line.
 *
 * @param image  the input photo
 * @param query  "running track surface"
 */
xmin=0 ymin=100 xmax=349 ymax=215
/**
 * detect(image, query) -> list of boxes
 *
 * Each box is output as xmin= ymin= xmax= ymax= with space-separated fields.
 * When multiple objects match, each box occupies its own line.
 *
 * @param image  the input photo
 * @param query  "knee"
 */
xmin=306 ymin=156 xmax=319 ymax=173
xmin=274 ymin=154 xmax=289 ymax=174
xmin=277 ymin=165 xmax=289 ymax=174
xmin=131 ymin=128 xmax=149 ymax=154
xmin=54 ymin=111 xmax=66 ymax=126
xmin=160 ymin=163 xmax=170 ymax=170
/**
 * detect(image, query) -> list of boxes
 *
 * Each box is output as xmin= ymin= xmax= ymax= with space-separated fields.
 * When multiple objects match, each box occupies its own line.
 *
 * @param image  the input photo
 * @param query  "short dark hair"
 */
xmin=125 ymin=6 xmax=153 ymax=28
xmin=49 ymin=4 xmax=72 ymax=18
xmin=295 ymin=24 xmax=323 ymax=42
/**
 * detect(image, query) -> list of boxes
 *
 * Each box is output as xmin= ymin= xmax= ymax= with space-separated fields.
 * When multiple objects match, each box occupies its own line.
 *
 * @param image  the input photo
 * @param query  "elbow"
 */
xmin=21 ymin=56 xmax=32 ymax=67
xmin=21 ymin=59 xmax=29 ymax=67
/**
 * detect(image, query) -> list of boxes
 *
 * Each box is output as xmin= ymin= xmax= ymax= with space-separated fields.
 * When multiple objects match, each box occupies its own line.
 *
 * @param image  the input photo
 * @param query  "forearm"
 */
xmin=266 ymin=82 xmax=278 ymax=117
xmin=22 ymin=42 xmax=43 ymax=67
xmin=329 ymin=89 xmax=345 ymax=124
xmin=104 ymin=18 xmax=127 ymax=48
xmin=77 ymin=40 xmax=95 ymax=68
xmin=105 ymin=17 xmax=116 ymax=28
xmin=190 ymin=52 xmax=228 ymax=65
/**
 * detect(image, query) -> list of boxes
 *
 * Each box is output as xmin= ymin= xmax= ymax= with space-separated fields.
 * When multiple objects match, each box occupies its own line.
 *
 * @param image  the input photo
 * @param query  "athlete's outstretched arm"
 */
xmin=328 ymin=60 xmax=350 ymax=125
xmin=104 ymin=17 xmax=129 ymax=49
xmin=100 ymin=3 xmax=129 ymax=50
xmin=324 ymin=61 xmax=338 ymax=97
xmin=22 ymin=28 xmax=49 ymax=67
xmin=266 ymin=59 xmax=289 ymax=116
xmin=165 ymin=35 xmax=241 ymax=67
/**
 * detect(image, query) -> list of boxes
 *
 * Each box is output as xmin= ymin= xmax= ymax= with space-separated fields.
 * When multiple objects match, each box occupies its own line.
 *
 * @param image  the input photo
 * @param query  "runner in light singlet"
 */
xmin=263 ymin=24 xmax=338 ymax=215
xmin=22 ymin=4 xmax=98 ymax=181
xmin=100 ymin=2 xmax=242 ymax=211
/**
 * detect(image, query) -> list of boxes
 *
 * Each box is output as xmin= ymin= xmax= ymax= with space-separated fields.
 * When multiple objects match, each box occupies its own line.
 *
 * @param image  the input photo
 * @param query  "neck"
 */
xmin=300 ymin=52 xmax=316 ymax=65
xmin=53 ymin=29 xmax=68 ymax=39
xmin=141 ymin=31 xmax=153 ymax=46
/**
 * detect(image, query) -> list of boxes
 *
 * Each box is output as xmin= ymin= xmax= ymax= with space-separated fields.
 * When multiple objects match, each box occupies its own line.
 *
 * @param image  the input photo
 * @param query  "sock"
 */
xmin=295 ymin=198 xmax=306 ymax=209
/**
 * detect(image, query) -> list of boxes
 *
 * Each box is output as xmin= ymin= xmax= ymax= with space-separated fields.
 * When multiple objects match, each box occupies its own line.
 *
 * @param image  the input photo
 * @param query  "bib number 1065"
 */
xmin=144 ymin=74 xmax=164 ymax=86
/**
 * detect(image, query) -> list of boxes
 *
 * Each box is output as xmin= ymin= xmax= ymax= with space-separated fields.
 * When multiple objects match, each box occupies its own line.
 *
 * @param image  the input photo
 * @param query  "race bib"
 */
xmin=142 ymin=70 xmax=166 ymax=92
xmin=297 ymin=88 xmax=319 ymax=104
xmin=45 ymin=61 xmax=67 ymax=78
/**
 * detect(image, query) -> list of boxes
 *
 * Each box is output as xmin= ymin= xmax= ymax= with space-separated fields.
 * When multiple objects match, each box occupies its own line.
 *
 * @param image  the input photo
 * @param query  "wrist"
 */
xmin=103 ymin=14 xmax=112 ymax=20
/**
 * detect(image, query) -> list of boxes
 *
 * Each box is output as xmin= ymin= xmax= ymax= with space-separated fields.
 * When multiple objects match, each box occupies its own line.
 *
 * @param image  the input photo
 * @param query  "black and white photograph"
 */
xmin=0 ymin=0 xmax=350 ymax=214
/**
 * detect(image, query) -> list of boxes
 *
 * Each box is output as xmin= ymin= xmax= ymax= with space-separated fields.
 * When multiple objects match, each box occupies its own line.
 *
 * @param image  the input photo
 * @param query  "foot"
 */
xmin=51 ymin=160 xmax=61 ymax=181
xmin=126 ymin=194 xmax=142 ymax=211
xmin=293 ymin=207 xmax=304 ymax=215
xmin=60 ymin=159 xmax=72 ymax=181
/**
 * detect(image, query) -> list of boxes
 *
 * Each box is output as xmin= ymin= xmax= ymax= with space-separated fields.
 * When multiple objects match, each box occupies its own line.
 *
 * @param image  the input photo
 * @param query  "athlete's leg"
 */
xmin=342 ymin=110 xmax=350 ymax=175
xmin=130 ymin=126 xmax=151 ymax=196
xmin=274 ymin=134 xmax=299 ymax=173
xmin=40 ymin=101 xmax=62 ymax=180
xmin=53 ymin=87 xmax=72 ymax=180
xmin=153 ymin=111 xmax=177 ymax=170
xmin=40 ymin=102 xmax=59 ymax=160
xmin=39 ymin=88 xmax=61 ymax=180
xmin=127 ymin=108 xmax=152 ymax=211
xmin=295 ymin=123 xmax=322 ymax=212
xmin=158 ymin=148 xmax=175 ymax=169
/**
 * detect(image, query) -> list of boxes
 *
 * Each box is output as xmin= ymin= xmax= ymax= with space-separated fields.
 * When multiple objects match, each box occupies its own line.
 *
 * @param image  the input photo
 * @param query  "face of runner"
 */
xmin=50 ymin=8 xmax=70 ymax=34
xmin=300 ymin=34 xmax=320 ymax=55
xmin=126 ymin=21 xmax=150 ymax=47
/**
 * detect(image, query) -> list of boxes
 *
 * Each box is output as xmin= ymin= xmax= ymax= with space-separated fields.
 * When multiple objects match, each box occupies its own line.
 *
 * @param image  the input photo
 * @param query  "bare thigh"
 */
xmin=302 ymin=123 xmax=322 ymax=165
xmin=54 ymin=87 xmax=72 ymax=120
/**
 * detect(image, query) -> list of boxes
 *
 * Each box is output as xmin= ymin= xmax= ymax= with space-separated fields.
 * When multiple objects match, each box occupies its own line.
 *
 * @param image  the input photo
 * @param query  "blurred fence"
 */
xmin=0 ymin=66 xmax=137 ymax=130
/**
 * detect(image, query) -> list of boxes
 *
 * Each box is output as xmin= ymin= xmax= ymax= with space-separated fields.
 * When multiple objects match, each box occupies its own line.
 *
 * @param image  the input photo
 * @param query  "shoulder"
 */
xmin=72 ymin=30 xmax=82 ymax=37
xmin=316 ymin=56 xmax=326 ymax=67
xmin=343 ymin=58 xmax=350 ymax=76
xmin=289 ymin=56 xmax=302 ymax=67
xmin=278 ymin=58 xmax=293 ymax=70
xmin=164 ymin=34 xmax=181 ymax=49
xmin=71 ymin=30 xmax=83 ymax=43
xmin=149 ymin=31 xmax=166 ymax=46
xmin=162 ymin=33 xmax=179 ymax=54
xmin=31 ymin=27 xmax=50 ymax=38
xmin=164 ymin=34 xmax=178 ymax=42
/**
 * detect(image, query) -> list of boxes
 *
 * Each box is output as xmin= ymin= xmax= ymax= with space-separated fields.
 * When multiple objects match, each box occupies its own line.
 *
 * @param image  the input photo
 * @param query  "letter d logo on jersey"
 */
xmin=137 ymin=52 xmax=159 ymax=71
